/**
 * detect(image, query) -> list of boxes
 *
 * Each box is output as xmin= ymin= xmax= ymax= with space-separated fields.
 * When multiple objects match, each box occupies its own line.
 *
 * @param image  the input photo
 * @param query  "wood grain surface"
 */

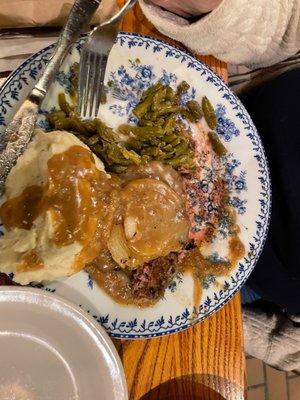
xmin=115 ymin=295 xmax=245 ymax=400
xmin=115 ymin=2 xmax=245 ymax=399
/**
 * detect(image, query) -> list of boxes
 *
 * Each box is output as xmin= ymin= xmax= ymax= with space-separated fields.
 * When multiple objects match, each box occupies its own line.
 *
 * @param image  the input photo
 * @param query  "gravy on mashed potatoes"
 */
xmin=0 ymin=130 xmax=118 ymax=285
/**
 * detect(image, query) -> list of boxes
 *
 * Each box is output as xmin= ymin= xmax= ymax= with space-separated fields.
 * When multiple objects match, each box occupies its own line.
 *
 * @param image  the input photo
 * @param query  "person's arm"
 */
xmin=144 ymin=0 xmax=222 ymax=18
xmin=139 ymin=0 xmax=300 ymax=68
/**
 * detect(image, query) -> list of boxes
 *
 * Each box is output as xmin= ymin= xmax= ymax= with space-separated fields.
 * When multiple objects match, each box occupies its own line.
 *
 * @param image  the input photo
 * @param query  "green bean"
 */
xmin=165 ymin=86 xmax=175 ymax=101
xmin=176 ymin=132 xmax=189 ymax=143
xmin=141 ymin=82 xmax=164 ymax=100
xmin=125 ymin=138 xmax=143 ymax=152
xmin=154 ymin=105 xmax=182 ymax=119
xmin=186 ymin=100 xmax=203 ymax=122
xmin=164 ymin=134 xmax=178 ymax=143
xmin=162 ymin=114 xmax=177 ymax=133
xmin=118 ymin=124 xmax=135 ymax=136
xmin=48 ymin=110 xmax=66 ymax=120
xmin=119 ymin=124 xmax=163 ymax=138
xmin=58 ymin=93 xmax=73 ymax=116
xmin=50 ymin=73 xmax=206 ymax=173
xmin=181 ymin=110 xmax=194 ymax=121
xmin=72 ymin=116 xmax=93 ymax=134
xmin=138 ymin=126 xmax=164 ymax=138
xmin=165 ymin=154 xmax=190 ymax=168
xmin=151 ymin=87 xmax=167 ymax=111
xmin=163 ymin=144 xmax=173 ymax=152
xmin=132 ymin=95 xmax=154 ymax=119
xmin=119 ymin=148 xmax=141 ymax=164
xmin=157 ymin=141 xmax=167 ymax=149
xmin=133 ymin=83 xmax=168 ymax=118
xmin=156 ymin=118 xmax=166 ymax=127
xmin=47 ymin=111 xmax=66 ymax=128
xmin=208 ymin=131 xmax=227 ymax=156
xmin=111 ymin=157 xmax=133 ymax=167
xmin=92 ymin=143 xmax=105 ymax=154
xmin=172 ymin=141 xmax=189 ymax=157
xmin=111 ymin=165 xmax=128 ymax=173
xmin=177 ymin=81 xmax=190 ymax=95
xmin=141 ymin=155 xmax=151 ymax=164
xmin=143 ymin=111 xmax=154 ymax=121
xmin=141 ymin=147 xmax=163 ymax=157
xmin=183 ymin=160 xmax=196 ymax=171
xmin=162 ymin=151 xmax=173 ymax=160
xmin=202 ymin=96 xmax=217 ymax=130
xmin=139 ymin=119 xmax=154 ymax=127
xmin=87 ymin=134 xmax=100 ymax=146
xmin=94 ymin=119 xmax=116 ymax=142
xmin=105 ymin=145 xmax=128 ymax=164
xmin=82 ymin=120 xmax=97 ymax=135
xmin=53 ymin=117 xmax=87 ymax=134
xmin=136 ymin=126 xmax=164 ymax=138
xmin=148 ymin=137 xmax=161 ymax=146
xmin=170 ymin=137 xmax=181 ymax=147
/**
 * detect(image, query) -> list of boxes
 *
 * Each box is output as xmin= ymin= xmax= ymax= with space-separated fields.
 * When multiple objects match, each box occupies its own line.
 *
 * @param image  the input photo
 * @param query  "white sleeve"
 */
xmin=139 ymin=0 xmax=300 ymax=68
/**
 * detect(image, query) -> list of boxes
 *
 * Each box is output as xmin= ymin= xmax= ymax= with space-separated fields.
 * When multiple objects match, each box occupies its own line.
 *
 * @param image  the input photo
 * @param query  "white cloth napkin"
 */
xmin=244 ymin=306 xmax=300 ymax=374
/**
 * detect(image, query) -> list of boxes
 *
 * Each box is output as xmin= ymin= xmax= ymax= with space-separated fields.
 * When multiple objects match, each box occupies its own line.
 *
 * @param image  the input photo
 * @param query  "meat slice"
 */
xmin=131 ymin=253 xmax=178 ymax=305
xmin=184 ymin=122 xmax=226 ymax=243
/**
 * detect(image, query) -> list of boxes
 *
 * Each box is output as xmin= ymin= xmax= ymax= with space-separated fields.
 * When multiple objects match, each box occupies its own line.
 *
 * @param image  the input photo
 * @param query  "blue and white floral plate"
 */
xmin=0 ymin=33 xmax=271 ymax=339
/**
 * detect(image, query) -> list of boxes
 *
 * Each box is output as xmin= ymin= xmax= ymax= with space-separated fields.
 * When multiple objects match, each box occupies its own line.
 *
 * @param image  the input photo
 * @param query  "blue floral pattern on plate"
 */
xmin=107 ymin=59 xmax=197 ymax=121
xmin=0 ymin=33 xmax=271 ymax=338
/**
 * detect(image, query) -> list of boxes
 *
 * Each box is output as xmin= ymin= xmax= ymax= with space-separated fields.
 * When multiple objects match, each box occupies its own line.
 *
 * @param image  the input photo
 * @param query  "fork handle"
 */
xmin=30 ymin=0 xmax=101 ymax=105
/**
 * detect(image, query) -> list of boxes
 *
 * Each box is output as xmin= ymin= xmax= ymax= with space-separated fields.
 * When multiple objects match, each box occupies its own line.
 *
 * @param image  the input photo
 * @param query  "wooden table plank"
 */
xmin=115 ymin=2 xmax=246 ymax=400
xmin=115 ymin=294 xmax=245 ymax=400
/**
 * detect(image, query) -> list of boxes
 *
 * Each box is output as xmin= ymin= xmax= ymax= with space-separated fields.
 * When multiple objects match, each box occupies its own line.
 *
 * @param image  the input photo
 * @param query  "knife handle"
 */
xmin=30 ymin=0 xmax=101 ymax=104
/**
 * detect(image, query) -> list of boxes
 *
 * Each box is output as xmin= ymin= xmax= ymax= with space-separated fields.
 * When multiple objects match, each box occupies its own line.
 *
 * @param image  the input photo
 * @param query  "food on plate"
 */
xmin=47 ymin=78 xmax=201 ymax=173
xmin=0 ymin=76 xmax=245 ymax=306
xmin=0 ymin=130 xmax=117 ymax=285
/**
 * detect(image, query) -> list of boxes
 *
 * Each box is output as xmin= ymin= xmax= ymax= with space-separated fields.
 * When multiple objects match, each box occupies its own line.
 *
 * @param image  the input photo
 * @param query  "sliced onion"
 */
xmin=124 ymin=216 xmax=137 ymax=240
xmin=108 ymin=224 xmax=138 ymax=269
xmin=108 ymin=224 xmax=130 ymax=269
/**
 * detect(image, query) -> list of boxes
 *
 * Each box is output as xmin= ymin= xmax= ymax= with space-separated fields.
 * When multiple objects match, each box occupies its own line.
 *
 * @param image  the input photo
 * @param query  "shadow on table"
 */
xmin=139 ymin=374 xmax=244 ymax=400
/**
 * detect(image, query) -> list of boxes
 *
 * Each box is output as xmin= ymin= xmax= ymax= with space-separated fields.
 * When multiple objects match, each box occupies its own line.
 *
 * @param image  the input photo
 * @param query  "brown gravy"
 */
xmin=88 ymin=226 xmax=245 ymax=308
xmin=180 ymin=223 xmax=245 ymax=309
xmin=17 ymin=251 xmax=44 ymax=273
xmin=0 ymin=185 xmax=44 ymax=230
xmin=0 ymin=146 xmax=120 ymax=272
xmin=0 ymin=148 xmax=245 ymax=308
xmin=120 ymin=178 xmax=189 ymax=261
xmin=87 ymin=251 xmax=134 ymax=305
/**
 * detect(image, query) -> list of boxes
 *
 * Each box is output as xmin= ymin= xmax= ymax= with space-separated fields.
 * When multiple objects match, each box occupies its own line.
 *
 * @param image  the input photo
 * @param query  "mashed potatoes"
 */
xmin=0 ymin=130 xmax=106 ymax=285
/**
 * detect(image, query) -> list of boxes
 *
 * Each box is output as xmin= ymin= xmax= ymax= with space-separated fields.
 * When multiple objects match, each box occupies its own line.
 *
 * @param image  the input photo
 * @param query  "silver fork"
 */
xmin=79 ymin=0 xmax=137 ymax=119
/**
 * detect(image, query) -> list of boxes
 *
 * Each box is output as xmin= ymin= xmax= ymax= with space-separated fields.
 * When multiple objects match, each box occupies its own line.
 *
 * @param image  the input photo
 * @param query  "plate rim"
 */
xmin=0 ymin=32 xmax=271 ymax=339
xmin=0 ymin=286 xmax=128 ymax=399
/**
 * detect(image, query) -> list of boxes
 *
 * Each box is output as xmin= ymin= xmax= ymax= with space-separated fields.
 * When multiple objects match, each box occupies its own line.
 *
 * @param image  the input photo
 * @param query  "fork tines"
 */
xmin=79 ymin=48 xmax=108 ymax=120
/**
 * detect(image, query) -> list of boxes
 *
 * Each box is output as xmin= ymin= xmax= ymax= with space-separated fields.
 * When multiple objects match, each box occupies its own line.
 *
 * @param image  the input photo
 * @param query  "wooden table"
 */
xmin=115 ymin=3 xmax=246 ymax=400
